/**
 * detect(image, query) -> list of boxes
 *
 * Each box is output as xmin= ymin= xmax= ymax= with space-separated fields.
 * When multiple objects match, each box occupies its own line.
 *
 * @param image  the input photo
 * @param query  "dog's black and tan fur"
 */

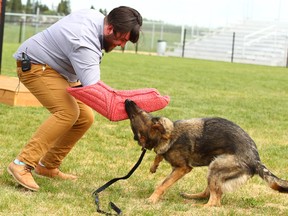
xmin=125 ymin=99 xmax=288 ymax=207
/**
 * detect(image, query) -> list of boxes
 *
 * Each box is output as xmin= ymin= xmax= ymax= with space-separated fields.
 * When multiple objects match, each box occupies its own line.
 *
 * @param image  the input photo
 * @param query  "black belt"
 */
xmin=16 ymin=61 xmax=45 ymax=67
xmin=16 ymin=60 xmax=22 ymax=67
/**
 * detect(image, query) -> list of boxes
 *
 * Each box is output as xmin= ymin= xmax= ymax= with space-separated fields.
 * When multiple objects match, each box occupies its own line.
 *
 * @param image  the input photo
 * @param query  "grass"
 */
xmin=1 ymin=45 xmax=288 ymax=215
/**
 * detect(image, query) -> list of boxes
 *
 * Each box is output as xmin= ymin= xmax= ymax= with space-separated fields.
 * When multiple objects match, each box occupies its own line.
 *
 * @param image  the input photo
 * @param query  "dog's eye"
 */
xmin=131 ymin=114 xmax=135 ymax=120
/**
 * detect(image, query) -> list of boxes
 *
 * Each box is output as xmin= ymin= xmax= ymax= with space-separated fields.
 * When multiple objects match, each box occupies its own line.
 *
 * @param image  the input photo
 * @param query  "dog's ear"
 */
xmin=151 ymin=117 xmax=173 ymax=135
xmin=152 ymin=117 xmax=174 ymax=154
xmin=151 ymin=117 xmax=165 ymax=134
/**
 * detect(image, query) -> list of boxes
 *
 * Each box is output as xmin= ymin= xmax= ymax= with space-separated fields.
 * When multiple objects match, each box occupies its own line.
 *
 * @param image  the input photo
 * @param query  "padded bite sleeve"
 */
xmin=67 ymin=81 xmax=170 ymax=121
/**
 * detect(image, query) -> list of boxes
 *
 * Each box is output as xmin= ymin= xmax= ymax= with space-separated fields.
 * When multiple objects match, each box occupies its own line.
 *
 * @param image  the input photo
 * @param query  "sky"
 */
xmin=22 ymin=0 xmax=288 ymax=28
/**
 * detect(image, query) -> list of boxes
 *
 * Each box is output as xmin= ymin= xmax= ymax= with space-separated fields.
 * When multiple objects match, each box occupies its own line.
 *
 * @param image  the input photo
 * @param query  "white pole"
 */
xmin=181 ymin=25 xmax=184 ymax=44
xmin=151 ymin=22 xmax=155 ymax=51
xmin=160 ymin=22 xmax=164 ymax=40
xmin=35 ymin=7 xmax=40 ymax=33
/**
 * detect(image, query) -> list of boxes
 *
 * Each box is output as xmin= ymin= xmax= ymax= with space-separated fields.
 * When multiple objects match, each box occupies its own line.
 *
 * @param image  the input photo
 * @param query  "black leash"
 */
xmin=92 ymin=149 xmax=147 ymax=215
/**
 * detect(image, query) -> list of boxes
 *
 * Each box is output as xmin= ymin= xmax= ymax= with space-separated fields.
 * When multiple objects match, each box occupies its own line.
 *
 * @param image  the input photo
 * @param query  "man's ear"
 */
xmin=104 ymin=24 xmax=114 ymax=35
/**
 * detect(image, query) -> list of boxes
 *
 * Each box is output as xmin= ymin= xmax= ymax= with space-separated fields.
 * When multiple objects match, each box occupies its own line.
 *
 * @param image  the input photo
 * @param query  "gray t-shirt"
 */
xmin=13 ymin=9 xmax=104 ymax=86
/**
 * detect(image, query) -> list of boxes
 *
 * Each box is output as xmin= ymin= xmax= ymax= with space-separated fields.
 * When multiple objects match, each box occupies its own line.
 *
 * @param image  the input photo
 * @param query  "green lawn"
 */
xmin=1 ymin=48 xmax=288 ymax=215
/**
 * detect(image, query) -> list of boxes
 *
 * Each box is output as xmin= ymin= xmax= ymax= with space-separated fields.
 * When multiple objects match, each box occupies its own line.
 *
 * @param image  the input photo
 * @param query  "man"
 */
xmin=7 ymin=6 xmax=143 ymax=191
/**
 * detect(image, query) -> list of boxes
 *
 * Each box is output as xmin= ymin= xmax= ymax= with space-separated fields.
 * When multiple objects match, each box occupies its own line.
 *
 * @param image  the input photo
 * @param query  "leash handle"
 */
xmin=92 ymin=149 xmax=147 ymax=215
xmin=109 ymin=202 xmax=122 ymax=215
xmin=94 ymin=193 xmax=122 ymax=215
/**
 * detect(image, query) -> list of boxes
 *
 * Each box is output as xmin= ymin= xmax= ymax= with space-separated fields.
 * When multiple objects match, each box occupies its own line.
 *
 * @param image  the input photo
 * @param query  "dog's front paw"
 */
xmin=147 ymin=194 xmax=160 ymax=204
xmin=150 ymin=165 xmax=158 ymax=173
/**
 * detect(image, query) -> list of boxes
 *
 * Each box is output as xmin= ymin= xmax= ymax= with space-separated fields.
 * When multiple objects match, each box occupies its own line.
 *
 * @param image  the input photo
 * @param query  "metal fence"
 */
xmin=171 ymin=20 xmax=288 ymax=67
xmin=4 ymin=12 xmax=209 ymax=54
xmin=4 ymin=12 xmax=288 ymax=67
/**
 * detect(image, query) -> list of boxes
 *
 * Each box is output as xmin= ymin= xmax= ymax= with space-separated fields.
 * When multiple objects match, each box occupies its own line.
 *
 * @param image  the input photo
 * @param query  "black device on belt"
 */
xmin=21 ymin=52 xmax=31 ymax=72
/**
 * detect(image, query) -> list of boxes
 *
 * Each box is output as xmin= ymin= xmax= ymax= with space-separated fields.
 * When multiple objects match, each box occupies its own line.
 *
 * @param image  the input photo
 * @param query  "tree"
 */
xmin=25 ymin=0 xmax=33 ymax=14
xmin=57 ymin=0 xmax=70 ymax=15
xmin=6 ymin=0 xmax=11 ymax=12
xmin=6 ymin=0 xmax=59 ymax=15
xmin=9 ymin=0 xmax=22 ymax=13
xmin=99 ymin=8 xmax=107 ymax=16
xmin=34 ymin=0 xmax=56 ymax=15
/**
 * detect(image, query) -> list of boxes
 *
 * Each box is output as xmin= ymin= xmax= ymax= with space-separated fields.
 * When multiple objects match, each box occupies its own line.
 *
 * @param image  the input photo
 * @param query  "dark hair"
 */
xmin=107 ymin=6 xmax=142 ymax=43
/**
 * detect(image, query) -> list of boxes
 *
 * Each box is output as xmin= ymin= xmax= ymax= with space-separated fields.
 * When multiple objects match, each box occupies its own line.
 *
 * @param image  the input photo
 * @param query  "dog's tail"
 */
xmin=257 ymin=161 xmax=288 ymax=193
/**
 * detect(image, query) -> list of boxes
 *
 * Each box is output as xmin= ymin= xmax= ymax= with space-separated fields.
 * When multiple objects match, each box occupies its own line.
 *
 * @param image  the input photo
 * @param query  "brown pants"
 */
xmin=16 ymin=63 xmax=94 ymax=169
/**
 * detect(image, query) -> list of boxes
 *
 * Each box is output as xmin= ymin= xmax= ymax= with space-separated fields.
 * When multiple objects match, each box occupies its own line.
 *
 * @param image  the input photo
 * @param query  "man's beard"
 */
xmin=103 ymin=34 xmax=117 ymax=53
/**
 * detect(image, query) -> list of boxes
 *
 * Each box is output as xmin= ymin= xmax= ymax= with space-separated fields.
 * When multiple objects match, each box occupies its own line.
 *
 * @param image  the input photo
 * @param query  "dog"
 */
xmin=124 ymin=99 xmax=288 ymax=207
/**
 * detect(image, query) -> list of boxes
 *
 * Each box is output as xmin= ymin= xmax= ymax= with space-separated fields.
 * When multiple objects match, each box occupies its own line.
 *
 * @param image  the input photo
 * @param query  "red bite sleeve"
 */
xmin=67 ymin=81 xmax=170 ymax=121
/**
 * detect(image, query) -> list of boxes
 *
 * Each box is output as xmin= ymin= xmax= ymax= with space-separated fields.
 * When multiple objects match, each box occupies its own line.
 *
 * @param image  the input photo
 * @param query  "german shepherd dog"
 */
xmin=124 ymin=99 xmax=288 ymax=207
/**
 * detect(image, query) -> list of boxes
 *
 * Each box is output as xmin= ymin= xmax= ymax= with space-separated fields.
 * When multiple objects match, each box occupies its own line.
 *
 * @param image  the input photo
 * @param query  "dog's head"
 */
xmin=125 ymin=99 xmax=174 ymax=153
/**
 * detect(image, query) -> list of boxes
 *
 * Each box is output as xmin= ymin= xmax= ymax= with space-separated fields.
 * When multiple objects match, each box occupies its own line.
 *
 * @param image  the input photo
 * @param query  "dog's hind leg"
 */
xmin=148 ymin=166 xmax=192 ymax=203
xmin=181 ymin=186 xmax=210 ymax=199
xmin=205 ymin=155 xmax=252 ymax=207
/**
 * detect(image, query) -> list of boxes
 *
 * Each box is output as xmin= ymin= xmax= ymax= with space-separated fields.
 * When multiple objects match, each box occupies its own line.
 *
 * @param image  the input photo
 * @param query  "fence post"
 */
xmin=0 ymin=0 xmax=7 ymax=74
xmin=231 ymin=32 xmax=235 ymax=63
xmin=135 ymin=42 xmax=138 ymax=54
xmin=182 ymin=28 xmax=187 ymax=58
xmin=286 ymin=48 xmax=288 ymax=68
xmin=19 ymin=19 xmax=23 ymax=43
xmin=150 ymin=22 xmax=155 ymax=52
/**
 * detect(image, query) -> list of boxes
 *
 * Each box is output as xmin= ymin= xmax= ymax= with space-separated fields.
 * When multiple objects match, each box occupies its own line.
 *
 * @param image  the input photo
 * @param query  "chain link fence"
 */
xmin=4 ymin=12 xmax=209 ymax=54
xmin=4 ymin=12 xmax=288 ymax=67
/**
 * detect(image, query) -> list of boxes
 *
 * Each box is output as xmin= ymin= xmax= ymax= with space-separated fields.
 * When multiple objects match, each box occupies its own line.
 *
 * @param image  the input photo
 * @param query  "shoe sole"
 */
xmin=33 ymin=170 xmax=77 ymax=180
xmin=32 ymin=170 xmax=47 ymax=178
xmin=7 ymin=166 xmax=39 ymax=191
xmin=33 ymin=167 xmax=77 ymax=180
